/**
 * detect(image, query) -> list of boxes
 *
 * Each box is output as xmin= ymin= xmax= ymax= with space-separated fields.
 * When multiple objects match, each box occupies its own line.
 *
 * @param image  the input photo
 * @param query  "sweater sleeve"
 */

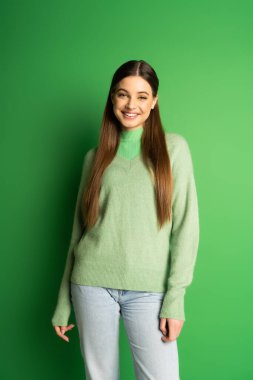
xmin=51 ymin=149 xmax=95 ymax=327
xmin=159 ymin=135 xmax=200 ymax=321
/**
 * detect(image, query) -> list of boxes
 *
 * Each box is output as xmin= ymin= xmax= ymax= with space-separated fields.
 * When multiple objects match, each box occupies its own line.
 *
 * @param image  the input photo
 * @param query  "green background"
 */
xmin=1 ymin=0 xmax=252 ymax=379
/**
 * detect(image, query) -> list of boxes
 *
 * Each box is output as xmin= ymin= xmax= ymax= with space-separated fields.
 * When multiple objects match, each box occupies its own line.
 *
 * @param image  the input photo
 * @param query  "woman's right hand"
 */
xmin=54 ymin=324 xmax=75 ymax=342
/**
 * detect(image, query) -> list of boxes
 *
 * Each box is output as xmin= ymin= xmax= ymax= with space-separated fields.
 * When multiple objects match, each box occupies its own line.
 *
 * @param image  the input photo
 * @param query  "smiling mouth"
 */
xmin=122 ymin=112 xmax=139 ymax=119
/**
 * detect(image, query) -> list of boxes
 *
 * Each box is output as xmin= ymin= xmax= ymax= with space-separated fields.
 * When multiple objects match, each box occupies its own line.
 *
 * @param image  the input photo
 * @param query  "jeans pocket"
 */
xmin=146 ymin=291 xmax=165 ymax=300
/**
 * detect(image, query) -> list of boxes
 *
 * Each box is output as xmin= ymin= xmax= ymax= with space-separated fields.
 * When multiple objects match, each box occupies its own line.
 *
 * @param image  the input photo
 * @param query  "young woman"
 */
xmin=51 ymin=59 xmax=200 ymax=380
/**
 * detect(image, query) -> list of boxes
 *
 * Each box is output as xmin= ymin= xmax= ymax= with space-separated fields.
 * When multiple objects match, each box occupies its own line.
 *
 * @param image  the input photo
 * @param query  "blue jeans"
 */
xmin=70 ymin=283 xmax=180 ymax=380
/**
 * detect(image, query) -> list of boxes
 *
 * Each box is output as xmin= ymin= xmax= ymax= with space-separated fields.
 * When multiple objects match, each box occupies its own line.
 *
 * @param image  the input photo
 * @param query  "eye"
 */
xmin=139 ymin=96 xmax=147 ymax=100
xmin=118 ymin=93 xmax=127 ymax=97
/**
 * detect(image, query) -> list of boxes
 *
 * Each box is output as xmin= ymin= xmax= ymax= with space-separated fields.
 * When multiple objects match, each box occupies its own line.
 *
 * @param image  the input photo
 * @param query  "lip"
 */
xmin=122 ymin=111 xmax=140 ymax=115
xmin=122 ymin=112 xmax=139 ymax=120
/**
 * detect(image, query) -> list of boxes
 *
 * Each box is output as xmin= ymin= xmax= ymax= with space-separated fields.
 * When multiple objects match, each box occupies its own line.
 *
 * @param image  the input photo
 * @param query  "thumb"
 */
xmin=159 ymin=318 xmax=167 ymax=335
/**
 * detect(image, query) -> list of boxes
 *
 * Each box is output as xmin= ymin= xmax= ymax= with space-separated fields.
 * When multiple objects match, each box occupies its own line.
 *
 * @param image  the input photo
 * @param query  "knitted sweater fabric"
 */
xmin=51 ymin=127 xmax=200 ymax=326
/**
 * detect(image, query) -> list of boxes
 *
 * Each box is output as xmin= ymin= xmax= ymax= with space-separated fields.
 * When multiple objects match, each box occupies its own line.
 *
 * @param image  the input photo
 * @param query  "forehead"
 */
xmin=116 ymin=76 xmax=152 ymax=93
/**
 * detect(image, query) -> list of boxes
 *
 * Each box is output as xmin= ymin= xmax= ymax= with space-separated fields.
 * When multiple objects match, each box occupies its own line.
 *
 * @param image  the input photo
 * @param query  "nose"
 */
xmin=126 ymin=98 xmax=137 ymax=109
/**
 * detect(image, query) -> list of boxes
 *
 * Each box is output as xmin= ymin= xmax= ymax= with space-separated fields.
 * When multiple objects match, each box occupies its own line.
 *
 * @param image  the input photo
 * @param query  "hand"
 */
xmin=54 ymin=324 xmax=75 ymax=342
xmin=159 ymin=318 xmax=184 ymax=342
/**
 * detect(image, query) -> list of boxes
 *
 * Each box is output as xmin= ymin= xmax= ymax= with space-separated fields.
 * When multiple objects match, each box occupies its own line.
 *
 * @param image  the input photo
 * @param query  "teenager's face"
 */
xmin=111 ymin=76 xmax=158 ymax=131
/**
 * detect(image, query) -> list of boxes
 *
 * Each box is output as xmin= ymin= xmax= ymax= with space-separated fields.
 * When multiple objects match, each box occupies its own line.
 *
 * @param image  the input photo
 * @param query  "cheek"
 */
xmin=142 ymin=103 xmax=152 ymax=114
xmin=114 ymin=99 xmax=125 ymax=110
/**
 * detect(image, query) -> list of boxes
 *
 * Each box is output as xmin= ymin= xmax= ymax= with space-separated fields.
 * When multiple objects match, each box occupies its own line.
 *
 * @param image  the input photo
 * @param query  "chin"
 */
xmin=118 ymin=117 xmax=144 ymax=128
xmin=121 ymin=123 xmax=142 ymax=129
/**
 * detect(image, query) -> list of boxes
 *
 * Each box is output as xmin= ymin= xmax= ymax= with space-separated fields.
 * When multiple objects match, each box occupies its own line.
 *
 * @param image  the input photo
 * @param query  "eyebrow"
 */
xmin=116 ymin=88 xmax=149 ymax=95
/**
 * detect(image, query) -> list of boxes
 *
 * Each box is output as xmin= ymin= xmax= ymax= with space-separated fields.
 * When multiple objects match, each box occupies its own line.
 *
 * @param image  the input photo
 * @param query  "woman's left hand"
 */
xmin=159 ymin=318 xmax=184 ymax=342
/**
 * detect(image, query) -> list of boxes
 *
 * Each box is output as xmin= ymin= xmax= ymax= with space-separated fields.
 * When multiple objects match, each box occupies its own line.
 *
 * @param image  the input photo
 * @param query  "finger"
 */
xmin=54 ymin=326 xmax=70 ymax=342
xmin=65 ymin=324 xmax=75 ymax=331
xmin=159 ymin=318 xmax=167 ymax=336
xmin=54 ymin=326 xmax=64 ymax=337
xmin=61 ymin=334 xmax=69 ymax=342
xmin=54 ymin=326 xmax=60 ymax=334
xmin=161 ymin=334 xmax=177 ymax=342
xmin=59 ymin=330 xmax=70 ymax=342
xmin=161 ymin=325 xmax=178 ymax=342
xmin=55 ymin=329 xmax=69 ymax=342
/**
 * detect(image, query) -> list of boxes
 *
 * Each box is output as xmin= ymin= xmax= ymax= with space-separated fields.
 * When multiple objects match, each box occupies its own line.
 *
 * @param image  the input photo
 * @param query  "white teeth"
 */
xmin=124 ymin=113 xmax=138 ymax=116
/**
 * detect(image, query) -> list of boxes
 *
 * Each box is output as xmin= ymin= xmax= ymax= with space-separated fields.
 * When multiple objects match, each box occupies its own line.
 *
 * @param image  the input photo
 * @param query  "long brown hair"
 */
xmin=81 ymin=60 xmax=173 ymax=230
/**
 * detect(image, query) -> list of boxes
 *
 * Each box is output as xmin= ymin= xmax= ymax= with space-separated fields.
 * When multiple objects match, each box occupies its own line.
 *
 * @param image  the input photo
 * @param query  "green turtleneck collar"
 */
xmin=120 ymin=126 xmax=144 ymax=141
xmin=117 ymin=126 xmax=143 ymax=160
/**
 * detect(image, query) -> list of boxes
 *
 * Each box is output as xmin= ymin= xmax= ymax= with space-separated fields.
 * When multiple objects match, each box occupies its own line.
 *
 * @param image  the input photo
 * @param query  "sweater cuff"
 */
xmin=51 ymin=301 xmax=71 ymax=327
xmin=159 ymin=290 xmax=185 ymax=321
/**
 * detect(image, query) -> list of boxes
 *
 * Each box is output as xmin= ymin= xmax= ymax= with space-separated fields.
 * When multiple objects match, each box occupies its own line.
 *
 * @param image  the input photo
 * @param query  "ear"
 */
xmin=152 ymin=95 xmax=158 ymax=109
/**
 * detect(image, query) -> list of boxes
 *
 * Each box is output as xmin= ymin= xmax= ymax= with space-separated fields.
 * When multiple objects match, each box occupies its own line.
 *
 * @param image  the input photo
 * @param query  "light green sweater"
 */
xmin=51 ymin=127 xmax=200 ymax=326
